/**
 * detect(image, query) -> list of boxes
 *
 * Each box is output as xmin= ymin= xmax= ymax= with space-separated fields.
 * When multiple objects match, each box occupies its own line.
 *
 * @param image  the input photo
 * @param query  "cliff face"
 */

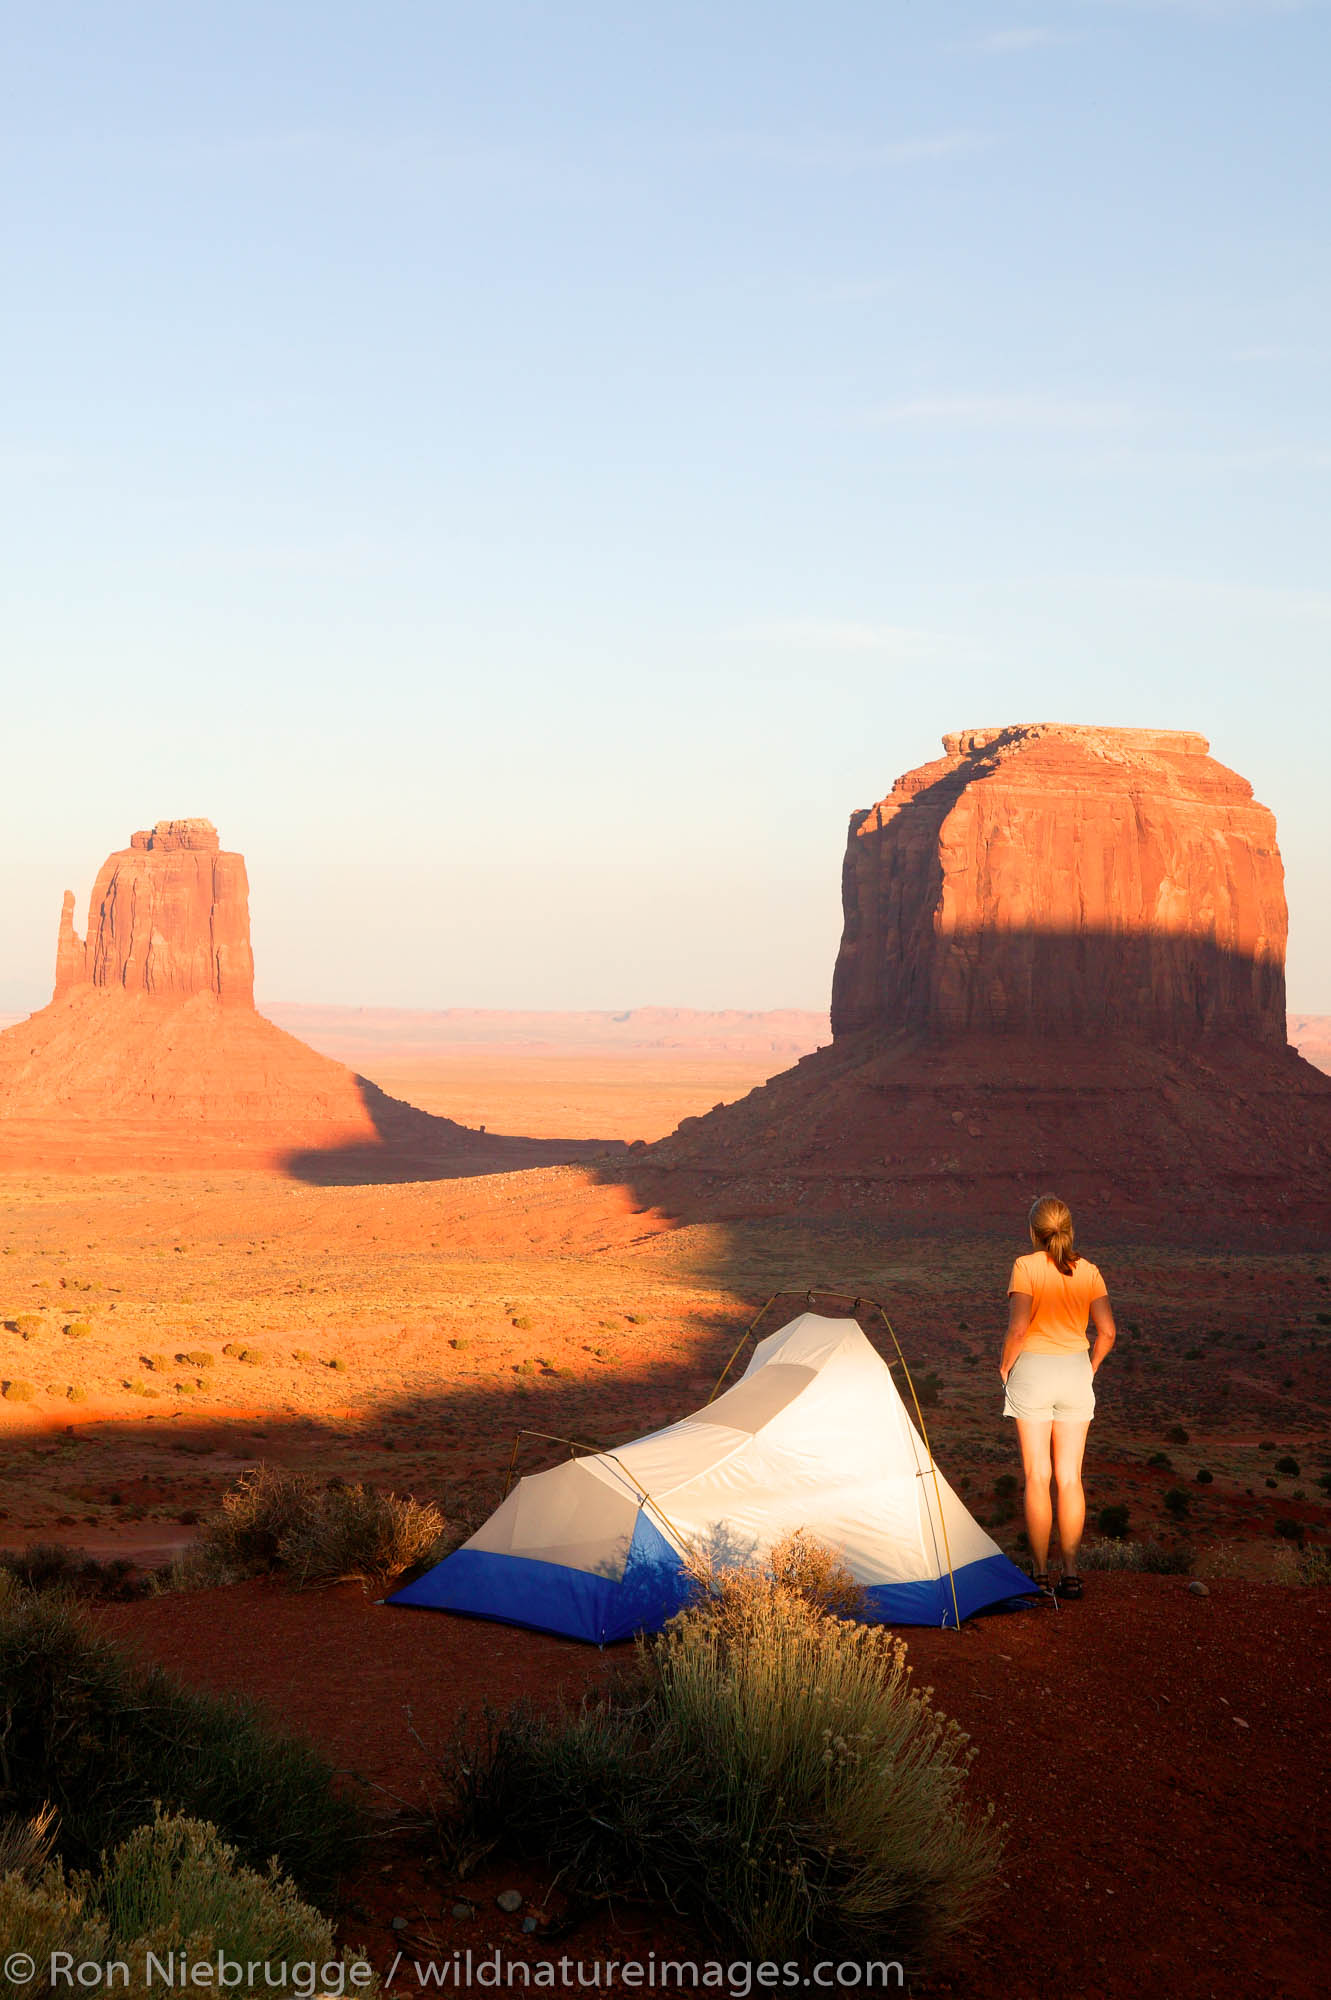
xmin=649 ymin=722 xmax=1329 ymax=1240
xmin=830 ymin=725 xmax=1287 ymax=1043
xmin=53 ymin=819 xmax=255 ymax=1008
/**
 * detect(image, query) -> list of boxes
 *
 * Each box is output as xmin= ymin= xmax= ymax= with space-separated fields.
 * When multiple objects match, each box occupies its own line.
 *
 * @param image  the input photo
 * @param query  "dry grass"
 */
xmin=180 ymin=1464 xmax=445 ymax=1590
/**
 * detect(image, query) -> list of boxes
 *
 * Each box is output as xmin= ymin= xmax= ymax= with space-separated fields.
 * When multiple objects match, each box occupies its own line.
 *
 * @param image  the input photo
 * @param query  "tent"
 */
xmin=389 ymin=1312 xmax=1035 ymax=1642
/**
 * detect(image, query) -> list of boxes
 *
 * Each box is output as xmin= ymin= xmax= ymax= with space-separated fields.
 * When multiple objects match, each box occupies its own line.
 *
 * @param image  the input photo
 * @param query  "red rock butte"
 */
xmin=0 ymin=820 xmax=608 ymax=1179
xmin=53 ymin=818 xmax=255 ymax=1008
xmin=832 ymin=725 xmax=1286 ymax=1043
xmin=650 ymin=725 xmax=1331 ymax=1242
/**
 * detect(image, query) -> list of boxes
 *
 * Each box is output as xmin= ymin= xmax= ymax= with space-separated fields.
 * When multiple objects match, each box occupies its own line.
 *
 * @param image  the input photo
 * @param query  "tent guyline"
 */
xmin=391 ymin=1301 xmax=1032 ymax=1641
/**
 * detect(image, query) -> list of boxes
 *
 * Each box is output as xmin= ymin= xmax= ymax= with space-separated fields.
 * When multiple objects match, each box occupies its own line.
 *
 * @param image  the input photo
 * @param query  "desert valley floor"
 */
xmin=2 ymin=1038 xmax=1329 ymax=1999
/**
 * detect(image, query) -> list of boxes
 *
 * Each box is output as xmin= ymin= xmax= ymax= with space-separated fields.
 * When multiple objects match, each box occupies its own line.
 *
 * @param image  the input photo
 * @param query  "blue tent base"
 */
xmin=388 ymin=1520 xmax=1038 ymax=1643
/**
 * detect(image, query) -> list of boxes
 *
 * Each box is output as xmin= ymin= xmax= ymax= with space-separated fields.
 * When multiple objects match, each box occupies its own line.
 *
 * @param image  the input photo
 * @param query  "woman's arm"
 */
xmin=1000 ymin=1293 xmax=1031 ymax=1382
xmin=1089 ymin=1294 xmax=1116 ymax=1376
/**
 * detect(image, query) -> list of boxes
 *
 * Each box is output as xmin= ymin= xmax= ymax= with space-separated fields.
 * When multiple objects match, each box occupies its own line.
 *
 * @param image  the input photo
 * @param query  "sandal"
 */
xmin=1027 ymin=1571 xmax=1058 ymax=1606
xmin=1056 ymin=1573 xmax=1084 ymax=1601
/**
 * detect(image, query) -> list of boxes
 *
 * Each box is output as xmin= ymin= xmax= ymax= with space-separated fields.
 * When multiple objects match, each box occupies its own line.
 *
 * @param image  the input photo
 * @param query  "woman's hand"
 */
xmin=1000 ymin=1292 xmax=1031 ymax=1385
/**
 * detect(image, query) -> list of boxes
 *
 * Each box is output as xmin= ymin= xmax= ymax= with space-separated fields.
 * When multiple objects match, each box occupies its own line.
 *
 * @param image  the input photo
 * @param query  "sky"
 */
xmin=2 ymin=0 xmax=1328 ymax=1015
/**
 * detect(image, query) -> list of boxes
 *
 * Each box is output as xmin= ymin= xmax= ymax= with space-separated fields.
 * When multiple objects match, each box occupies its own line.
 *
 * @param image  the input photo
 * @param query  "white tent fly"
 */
xmin=390 ymin=1311 xmax=1035 ymax=1641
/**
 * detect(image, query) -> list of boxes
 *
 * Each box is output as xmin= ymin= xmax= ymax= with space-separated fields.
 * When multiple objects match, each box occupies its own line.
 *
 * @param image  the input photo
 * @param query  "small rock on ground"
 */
xmin=496 ymin=1890 xmax=524 ymax=1914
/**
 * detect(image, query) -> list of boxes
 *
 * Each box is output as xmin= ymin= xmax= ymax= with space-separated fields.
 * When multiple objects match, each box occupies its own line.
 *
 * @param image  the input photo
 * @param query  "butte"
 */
xmin=0 ymin=819 xmax=604 ymax=1180
xmin=649 ymin=725 xmax=1331 ymax=1242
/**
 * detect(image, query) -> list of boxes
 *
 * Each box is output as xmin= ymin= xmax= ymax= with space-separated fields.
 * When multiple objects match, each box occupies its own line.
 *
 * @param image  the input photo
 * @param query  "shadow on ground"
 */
xmin=281 ymin=1075 xmax=628 ymax=1185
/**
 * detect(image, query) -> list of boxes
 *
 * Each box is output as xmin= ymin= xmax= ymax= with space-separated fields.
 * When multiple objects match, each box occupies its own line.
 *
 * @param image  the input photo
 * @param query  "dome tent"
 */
xmin=389 ymin=1312 xmax=1035 ymax=1642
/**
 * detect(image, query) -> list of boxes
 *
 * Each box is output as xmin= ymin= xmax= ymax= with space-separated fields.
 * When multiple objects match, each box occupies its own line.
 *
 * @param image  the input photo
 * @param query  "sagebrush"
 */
xmin=438 ymin=1560 xmax=1000 ymax=1966
xmin=0 ymin=1809 xmax=374 ymax=2000
xmin=0 ymin=1588 xmax=362 ymax=1896
xmin=179 ymin=1464 xmax=445 ymax=1590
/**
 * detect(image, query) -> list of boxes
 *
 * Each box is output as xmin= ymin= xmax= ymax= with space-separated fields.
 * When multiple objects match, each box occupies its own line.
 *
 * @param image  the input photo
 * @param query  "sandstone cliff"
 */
xmin=650 ymin=723 xmax=1330 ymax=1241
xmin=831 ymin=725 xmax=1287 ymax=1043
xmin=53 ymin=818 xmax=255 ymax=1007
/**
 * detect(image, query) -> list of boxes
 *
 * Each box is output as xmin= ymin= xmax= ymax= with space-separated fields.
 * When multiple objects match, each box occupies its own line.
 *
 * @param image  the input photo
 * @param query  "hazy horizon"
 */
xmin=3 ymin=5 xmax=1327 ymax=1013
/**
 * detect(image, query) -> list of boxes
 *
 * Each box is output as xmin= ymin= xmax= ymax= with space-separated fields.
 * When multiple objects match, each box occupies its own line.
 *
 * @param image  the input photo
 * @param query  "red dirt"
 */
xmin=96 ymin=1574 xmax=1330 ymax=2000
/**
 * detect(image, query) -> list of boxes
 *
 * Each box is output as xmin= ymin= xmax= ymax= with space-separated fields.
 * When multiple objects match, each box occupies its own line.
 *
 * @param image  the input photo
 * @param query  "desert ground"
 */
xmin=3 ymin=1024 xmax=1329 ymax=1998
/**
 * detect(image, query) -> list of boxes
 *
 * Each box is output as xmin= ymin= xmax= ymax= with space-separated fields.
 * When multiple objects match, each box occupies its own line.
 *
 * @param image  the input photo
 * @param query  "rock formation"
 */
xmin=0 ymin=820 xmax=610 ymax=1179
xmin=52 ymin=819 xmax=254 ymax=1007
xmin=651 ymin=724 xmax=1331 ymax=1242
xmin=831 ymin=726 xmax=1287 ymax=1043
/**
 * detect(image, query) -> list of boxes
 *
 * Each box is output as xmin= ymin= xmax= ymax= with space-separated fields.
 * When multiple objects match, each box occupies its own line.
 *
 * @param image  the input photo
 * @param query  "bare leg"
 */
xmin=1014 ymin=1417 xmax=1054 ymax=1574
xmin=1051 ymin=1419 xmax=1091 ymax=1573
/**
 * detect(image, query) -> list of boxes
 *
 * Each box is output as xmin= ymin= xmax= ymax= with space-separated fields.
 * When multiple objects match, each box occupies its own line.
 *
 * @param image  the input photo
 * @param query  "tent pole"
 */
xmin=868 ymin=1304 xmax=963 ymax=1632
xmin=705 ymin=1292 xmax=782 ymax=1404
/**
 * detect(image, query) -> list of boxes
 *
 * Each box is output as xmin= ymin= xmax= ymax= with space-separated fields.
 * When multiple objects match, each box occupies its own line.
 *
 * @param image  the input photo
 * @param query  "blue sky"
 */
xmin=3 ymin=1 xmax=1328 ymax=1013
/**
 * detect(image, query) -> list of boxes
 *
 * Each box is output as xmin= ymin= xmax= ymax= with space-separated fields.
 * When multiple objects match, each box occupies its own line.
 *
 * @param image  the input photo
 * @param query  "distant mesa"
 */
xmin=651 ymin=725 xmax=1331 ymax=1241
xmin=0 ymin=819 xmax=611 ymax=1180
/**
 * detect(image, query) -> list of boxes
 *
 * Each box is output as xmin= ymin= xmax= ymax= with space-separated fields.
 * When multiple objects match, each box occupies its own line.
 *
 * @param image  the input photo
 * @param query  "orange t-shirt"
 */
xmin=1008 ymin=1252 xmax=1108 ymax=1354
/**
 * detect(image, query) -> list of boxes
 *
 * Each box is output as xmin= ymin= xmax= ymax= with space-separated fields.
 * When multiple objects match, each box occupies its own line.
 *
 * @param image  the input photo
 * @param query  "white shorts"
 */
xmin=1003 ymin=1350 xmax=1096 ymax=1424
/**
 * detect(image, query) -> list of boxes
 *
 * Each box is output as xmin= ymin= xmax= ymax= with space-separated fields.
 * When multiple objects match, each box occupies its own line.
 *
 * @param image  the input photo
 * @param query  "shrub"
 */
xmin=13 ymin=1316 xmax=44 ymax=1339
xmin=994 ymin=1473 xmax=1019 ymax=1499
xmin=1164 ymin=1488 xmax=1191 ymax=1518
xmin=291 ymin=1348 xmax=314 ymax=1364
xmin=438 ymin=1570 xmax=1000 ymax=1966
xmin=239 ymin=1349 xmax=263 ymax=1366
xmin=1147 ymin=1452 xmax=1173 ymax=1470
xmin=183 ymin=1351 xmax=214 ymax=1369
xmin=64 ymin=1323 xmax=92 ymax=1340
xmin=327 ymin=1357 xmax=348 ymax=1372
xmin=2 ymin=1381 xmax=37 ymax=1402
xmin=222 ymin=1343 xmax=242 ymax=1357
xmin=144 ymin=1354 xmax=171 ymax=1374
xmin=93 ymin=1811 xmax=371 ymax=1988
xmin=0 ymin=1810 xmax=374 ymax=2000
xmin=0 ymin=1588 xmax=362 ymax=1896
xmin=511 ymin=1315 xmax=532 ymax=1331
xmin=1274 ymin=1456 xmax=1300 ymax=1477
xmin=1096 ymin=1503 xmax=1131 ymax=1539
xmin=1165 ymin=1425 xmax=1190 ymax=1445
xmin=0 ymin=1545 xmax=143 ymax=1602
xmin=0 ymin=1803 xmax=57 ymax=1880
xmin=1273 ymin=1518 xmax=1303 ymax=1542
xmin=1078 ymin=1539 xmax=1192 ymax=1575
xmin=1294 ymin=1544 xmax=1331 ymax=1585
xmin=1195 ymin=1468 xmax=1213 ymax=1485
xmin=66 ymin=1386 xmax=87 ymax=1403
xmin=183 ymin=1465 xmax=444 ymax=1590
xmin=763 ymin=1528 xmax=867 ymax=1619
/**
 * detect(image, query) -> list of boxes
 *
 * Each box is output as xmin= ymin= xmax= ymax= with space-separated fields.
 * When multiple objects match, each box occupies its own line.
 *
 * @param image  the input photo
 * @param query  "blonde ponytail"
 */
xmin=1029 ymin=1194 xmax=1079 ymax=1276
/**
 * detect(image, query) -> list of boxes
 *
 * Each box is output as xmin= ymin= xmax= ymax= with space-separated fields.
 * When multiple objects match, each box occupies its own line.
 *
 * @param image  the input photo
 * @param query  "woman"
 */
xmin=1000 ymin=1194 xmax=1116 ymax=1601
